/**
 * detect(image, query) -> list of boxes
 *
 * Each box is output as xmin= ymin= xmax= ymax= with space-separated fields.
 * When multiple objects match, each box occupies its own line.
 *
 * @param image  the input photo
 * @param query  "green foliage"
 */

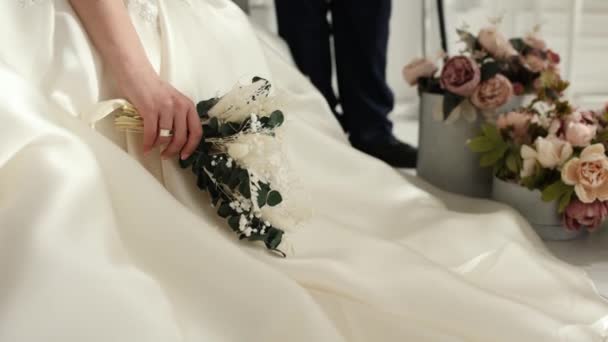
xmin=480 ymin=144 xmax=508 ymax=167
xmin=196 ymin=98 xmax=219 ymax=118
xmin=181 ymin=82 xmax=288 ymax=255
xmin=468 ymin=124 xmax=510 ymax=170
xmin=541 ymin=180 xmax=575 ymax=212
xmin=509 ymin=38 xmax=527 ymax=53
xmin=595 ymin=129 xmax=608 ymax=144
xmin=267 ymin=191 xmax=283 ymax=207
xmin=480 ymin=61 xmax=501 ymax=82
xmin=558 ymin=188 xmax=574 ymax=213
xmin=268 ymin=110 xmax=285 ymax=128
xmin=467 ymin=137 xmax=495 ymax=153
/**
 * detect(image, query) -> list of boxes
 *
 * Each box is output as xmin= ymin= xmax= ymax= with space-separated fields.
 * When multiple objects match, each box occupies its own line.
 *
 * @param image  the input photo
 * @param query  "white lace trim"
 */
xmin=126 ymin=0 xmax=159 ymax=24
xmin=19 ymin=0 xmax=45 ymax=7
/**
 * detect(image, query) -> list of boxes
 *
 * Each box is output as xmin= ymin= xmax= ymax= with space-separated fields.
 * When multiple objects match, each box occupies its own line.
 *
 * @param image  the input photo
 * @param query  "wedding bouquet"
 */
xmin=467 ymin=92 xmax=608 ymax=233
xmin=115 ymin=77 xmax=302 ymax=256
xmin=403 ymin=23 xmax=562 ymax=122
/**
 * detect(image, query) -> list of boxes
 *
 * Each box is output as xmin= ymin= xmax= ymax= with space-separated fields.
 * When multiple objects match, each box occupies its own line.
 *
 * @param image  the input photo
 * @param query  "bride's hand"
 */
xmin=118 ymin=67 xmax=203 ymax=160
xmin=68 ymin=0 xmax=202 ymax=160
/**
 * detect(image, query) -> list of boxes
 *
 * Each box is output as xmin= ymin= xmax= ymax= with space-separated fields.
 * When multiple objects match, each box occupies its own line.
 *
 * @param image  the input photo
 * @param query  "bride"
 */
xmin=1 ymin=0 xmax=607 ymax=341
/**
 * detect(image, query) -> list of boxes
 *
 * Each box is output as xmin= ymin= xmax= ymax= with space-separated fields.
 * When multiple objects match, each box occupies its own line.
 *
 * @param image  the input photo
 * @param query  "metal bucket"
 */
xmin=492 ymin=178 xmax=585 ymax=241
xmin=417 ymin=92 xmax=492 ymax=198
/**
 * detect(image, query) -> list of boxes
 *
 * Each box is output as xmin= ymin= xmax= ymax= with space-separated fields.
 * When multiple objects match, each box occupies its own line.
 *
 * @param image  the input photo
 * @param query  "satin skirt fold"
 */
xmin=0 ymin=1 xmax=607 ymax=341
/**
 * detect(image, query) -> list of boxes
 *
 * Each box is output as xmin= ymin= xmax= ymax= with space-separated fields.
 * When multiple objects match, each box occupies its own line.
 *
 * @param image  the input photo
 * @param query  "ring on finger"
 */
xmin=159 ymin=128 xmax=174 ymax=137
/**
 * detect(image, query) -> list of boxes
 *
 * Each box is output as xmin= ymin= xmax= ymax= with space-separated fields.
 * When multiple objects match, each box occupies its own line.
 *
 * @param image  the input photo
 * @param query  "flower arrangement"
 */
xmin=403 ymin=22 xmax=562 ymax=121
xmin=467 ymin=91 xmax=608 ymax=233
xmin=115 ymin=77 xmax=300 ymax=256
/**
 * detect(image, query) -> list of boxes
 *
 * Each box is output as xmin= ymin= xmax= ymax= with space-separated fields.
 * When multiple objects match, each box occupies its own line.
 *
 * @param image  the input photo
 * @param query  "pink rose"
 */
xmin=470 ymin=74 xmax=513 ymax=110
xmin=478 ymin=27 xmax=518 ymax=59
xmin=524 ymin=33 xmax=548 ymax=51
xmin=562 ymin=144 xmax=608 ymax=203
xmin=497 ymin=111 xmax=531 ymax=144
xmin=564 ymin=111 xmax=598 ymax=147
xmin=402 ymin=58 xmax=438 ymax=86
xmin=523 ymin=54 xmax=547 ymax=73
xmin=547 ymin=49 xmax=561 ymax=65
xmin=563 ymin=199 xmax=608 ymax=232
xmin=512 ymin=82 xmax=525 ymax=96
xmin=439 ymin=56 xmax=481 ymax=97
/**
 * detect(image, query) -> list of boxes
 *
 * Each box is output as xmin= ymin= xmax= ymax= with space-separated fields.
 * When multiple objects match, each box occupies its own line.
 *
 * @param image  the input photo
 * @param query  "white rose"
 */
xmin=520 ymin=136 xmax=573 ymax=178
xmin=227 ymin=143 xmax=250 ymax=159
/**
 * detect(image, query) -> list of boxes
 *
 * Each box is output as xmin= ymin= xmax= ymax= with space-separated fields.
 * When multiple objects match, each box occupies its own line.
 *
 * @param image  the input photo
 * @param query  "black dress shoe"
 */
xmin=350 ymin=135 xmax=418 ymax=168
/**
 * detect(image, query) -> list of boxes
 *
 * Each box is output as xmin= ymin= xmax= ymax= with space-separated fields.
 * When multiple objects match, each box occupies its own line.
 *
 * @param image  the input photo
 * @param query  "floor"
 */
xmin=390 ymin=101 xmax=608 ymax=298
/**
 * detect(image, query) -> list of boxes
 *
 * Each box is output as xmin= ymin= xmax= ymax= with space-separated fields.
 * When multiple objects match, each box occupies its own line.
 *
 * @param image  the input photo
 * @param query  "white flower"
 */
xmin=520 ymin=136 xmax=573 ymax=178
xmin=227 ymin=143 xmax=250 ymax=159
xmin=207 ymin=79 xmax=274 ymax=123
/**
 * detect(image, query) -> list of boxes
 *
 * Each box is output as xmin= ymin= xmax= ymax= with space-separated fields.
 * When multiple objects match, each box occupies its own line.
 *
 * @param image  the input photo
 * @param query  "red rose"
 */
xmin=547 ymin=49 xmax=561 ymax=65
xmin=512 ymin=82 xmax=525 ymax=96
xmin=439 ymin=56 xmax=481 ymax=97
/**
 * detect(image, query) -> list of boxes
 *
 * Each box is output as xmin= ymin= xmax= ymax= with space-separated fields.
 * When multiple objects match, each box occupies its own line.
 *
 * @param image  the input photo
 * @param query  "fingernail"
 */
xmin=181 ymin=153 xmax=189 ymax=160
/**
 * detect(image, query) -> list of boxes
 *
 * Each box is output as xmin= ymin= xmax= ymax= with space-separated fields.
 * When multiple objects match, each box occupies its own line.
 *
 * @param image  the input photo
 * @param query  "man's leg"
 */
xmin=275 ymin=0 xmax=341 ymax=122
xmin=331 ymin=0 xmax=417 ymax=167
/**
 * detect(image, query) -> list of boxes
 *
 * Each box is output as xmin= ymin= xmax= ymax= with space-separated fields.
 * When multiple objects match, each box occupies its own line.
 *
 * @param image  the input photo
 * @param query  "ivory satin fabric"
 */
xmin=1 ymin=1 xmax=607 ymax=341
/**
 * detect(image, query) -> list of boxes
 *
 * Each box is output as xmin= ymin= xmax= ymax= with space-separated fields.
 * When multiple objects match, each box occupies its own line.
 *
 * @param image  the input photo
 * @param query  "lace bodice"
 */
xmin=19 ymin=0 xmax=162 ymax=26
xmin=125 ymin=0 xmax=159 ymax=24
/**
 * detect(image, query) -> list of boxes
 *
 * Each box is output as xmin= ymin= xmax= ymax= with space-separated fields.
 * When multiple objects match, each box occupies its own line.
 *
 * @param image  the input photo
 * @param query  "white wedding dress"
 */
xmin=1 ymin=0 xmax=608 ymax=341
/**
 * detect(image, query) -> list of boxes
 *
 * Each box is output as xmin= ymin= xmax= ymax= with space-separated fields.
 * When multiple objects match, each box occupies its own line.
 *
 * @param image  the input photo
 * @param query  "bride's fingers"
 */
xmin=181 ymin=106 xmax=203 ymax=160
xmin=162 ymin=110 xmax=187 ymax=159
xmin=142 ymin=110 xmax=159 ymax=153
xmin=157 ymin=111 xmax=174 ymax=147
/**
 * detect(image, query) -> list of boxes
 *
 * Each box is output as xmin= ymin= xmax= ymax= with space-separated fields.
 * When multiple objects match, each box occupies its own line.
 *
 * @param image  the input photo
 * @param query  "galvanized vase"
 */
xmin=418 ymin=94 xmax=479 ymax=197
xmin=492 ymin=178 xmax=585 ymax=241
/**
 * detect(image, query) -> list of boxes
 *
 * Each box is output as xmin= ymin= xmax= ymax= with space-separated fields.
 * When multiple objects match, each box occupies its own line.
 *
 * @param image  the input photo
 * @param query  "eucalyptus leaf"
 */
xmin=482 ymin=124 xmax=503 ymax=143
xmin=267 ymin=191 xmax=283 ymax=207
xmin=509 ymin=38 xmax=527 ymax=53
xmin=179 ymin=153 xmax=197 ymax=169
xmin=220 ymin=123 xmax=238 ymax=137
xmin=196 ymin=98 xmax=219 ymax=118
xmin=558 ymin=188 xmax=574 ymax=213
xmin=218 ymin=202 xmax=233 ymax=218
xmin=257 ymin=185 xmax=270 ymax=207
xmin=541 ymin=180 xmax=571 ymax=202
xmin=506 ymin=152 xmax=519 ymax=174
xmin=228 ymin=216 xmax=240 ymax=231
xmin=480 ymin=144 xmax=508 ymax=168
xmin=468 ymin=136 xmax=496 ymax=153
xmin=196 ymin=173 xmax=208 ymax=190
xmin=239 ymin=180 xmax=251 ymax=198
xmin=268 ymin=110 xmax=285 ymax=128
xmin=481 ymin=62 xmax=501 ymax=82
xmin=265 ymin=229 xmax=284 ymax=250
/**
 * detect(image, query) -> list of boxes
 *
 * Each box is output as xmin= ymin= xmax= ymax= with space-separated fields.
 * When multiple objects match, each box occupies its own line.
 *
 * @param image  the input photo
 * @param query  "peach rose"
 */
xmin=470 ymin=74 xmax=513 ymax=110
xmin=564 ymin=111 xmax=598 ymax=147
xmin=439 ymin=56 xmax=481 ymax=96
xmin=478 ymin=26 xmax=518 ymax=59
xmin=523 ymin=54 xmax=546 ymax=73
xmin=524 ymin=33 xmax=547 ymax=51
xmin=497 ymin=111 xmax=531 ymax=144
xmin=563 ymin=199 xmax=608 ymax=232
xmin=402 ymin=58 xmax=438 ymax=86
xmin=520 ymin=136 xmax=573 ymax=178
xmin=562 ymin=144 xmax=608 ymax=203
